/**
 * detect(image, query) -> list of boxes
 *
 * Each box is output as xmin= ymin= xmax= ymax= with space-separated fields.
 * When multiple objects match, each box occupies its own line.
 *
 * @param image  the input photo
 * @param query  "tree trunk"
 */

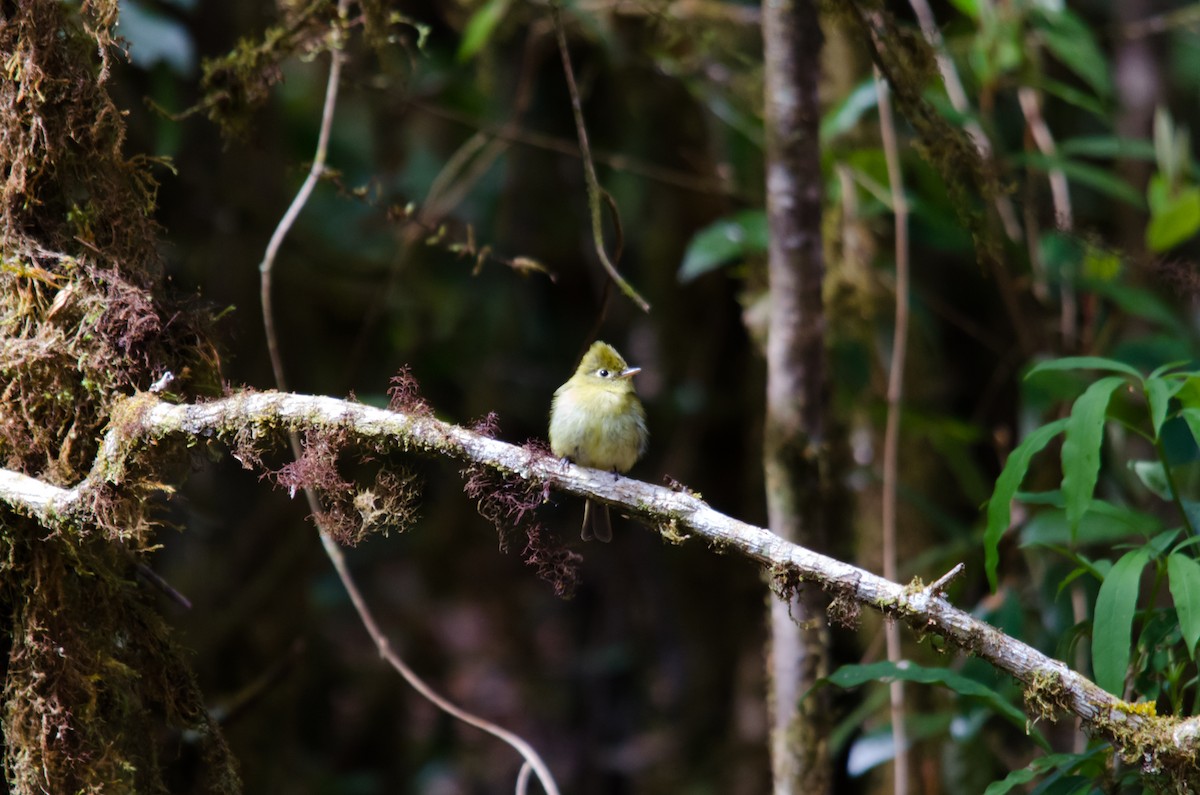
xmin=762 ymin=0 xmax=836 ymax=792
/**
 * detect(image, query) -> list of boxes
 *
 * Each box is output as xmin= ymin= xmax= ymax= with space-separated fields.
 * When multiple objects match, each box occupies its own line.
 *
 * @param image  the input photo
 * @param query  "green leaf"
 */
xmin=823 ymin=661 xmax=1046 ymax=747
xmin=1149 ymin=527 xmax=1183 ymax=557
xmin=703 ymin=94 xmax=764 ymax=148
xmin=1088 ymin=282 xmax=1184 ymax=334
xmin=1036 ymin=77 xmax=1108 ymax=120
xmin=1146 ymin=186 xmax=1200 ymax=252
xmin=1092 ymin=548 xmax=1150 ymax=695
xmin=1130 ymin=460 xmax=1173 ymax=500
xmin=1179 ymin=383 xmax=1200 ymax=411
xmin=1056 ymin=162 xmax=1143 ymax=207
xmin=1181 ymin=408 xmax=1200 ymax=448
xmin=1014 ymin=153 xmax=1144 ymax=208
xmin=1026 ymin=357 xmax=1142 ymax=381
xmin=1019 ymin=501 xmax=1162 ymax=548
xmin=1032 ymin=7 xmax=1113 ymax=100
xmin=984 ymin=749 xmax=1104 ymax=792
xmin=1145 ymin=376 xmax=1186 ymax=439
xmin=845 ymin=714 xmax=952 ymax=775
xmin=119 ymin=0 xmax=196 ymax=73
xmin=678 ymin=210 xmax=768 ymax=282
xmin=1182 ymin=500 xmax=1200 ymax=536
xmin=1148 ymin=361 xmax=1191 ymax=379
xmin=1062 ymin=377 xmax=1125 ymax=537
xmin=820 ymin=80 xmax=878 ymax=142
xmin=983 ymin=752 xmax=1094 ymax=795
xmin=985 ymin=418 xmax=1069 ymax=590
xmin=457 ymin=0 xmax=511 ymax=62
xmin=946 ymin=0 xmax=980 ymax=20
xmin=1014 ymin=490 xmax=1065 ymax=506
xmin=1168 ymin=553 xmax=1200 ymax=659
xmin=1058 ymin=136 xmax=1158 ymax=161
xmin=1147 ymin=172 xmax=1172 ymax=214
xmin=1080 ymin=244 xmax=1121 ymax=283
xmin=1054 ymin=565 xmax=1096 ymax=598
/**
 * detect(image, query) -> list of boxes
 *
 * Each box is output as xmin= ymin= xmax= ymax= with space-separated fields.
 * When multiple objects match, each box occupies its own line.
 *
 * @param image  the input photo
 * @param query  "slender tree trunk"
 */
xmin=762 ymin=0 xmax=835 ymax=792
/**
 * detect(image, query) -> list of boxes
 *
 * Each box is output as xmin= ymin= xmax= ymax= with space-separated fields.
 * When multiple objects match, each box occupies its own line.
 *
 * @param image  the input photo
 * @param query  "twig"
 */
xmin=315 ymin=529 xmax=560 ymax=794
xmin=422 ymin=25 xmax=547 ymax=222
xmin=258 ymin=4 xmax=347 ymax=394
xmin=926 ymin=563 xmax=965 ymax=596
xmin=132 ymin=559 xmax=193 ymax=610
xmin=550 ymin=0 xmax=651 ymax=312
xmin=255 ymin=8 xmax=561 ymax=793
xmin=875 ymin=66 xmax=910 ymax=795
xmin=1018 ymin=86 xmax=1076 ymax=349
xmin=1122 ymin=5 xmax=1200 ymax=39
xmin=407 ymin=99 xmax=750 ymax=201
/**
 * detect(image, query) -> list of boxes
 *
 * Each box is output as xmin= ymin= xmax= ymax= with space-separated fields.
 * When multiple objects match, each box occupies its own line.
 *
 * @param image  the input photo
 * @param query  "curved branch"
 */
xmin=550 ymin=0 xmax=650 ymax=312
xmin=252 ymin=6 xmax=560 ymax=791
xmin=2 ymin=390 xmax=1197 ymax=770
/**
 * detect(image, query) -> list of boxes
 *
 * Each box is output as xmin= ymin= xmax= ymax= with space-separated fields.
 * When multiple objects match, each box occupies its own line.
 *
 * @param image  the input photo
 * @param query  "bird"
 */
xmin=548 ymin=341 xmax=648 ymax=541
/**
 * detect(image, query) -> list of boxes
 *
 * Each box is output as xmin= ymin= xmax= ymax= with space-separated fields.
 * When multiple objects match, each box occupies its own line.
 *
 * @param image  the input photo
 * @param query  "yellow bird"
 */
xmin=548 ymin=341 xmax=648 ymax=541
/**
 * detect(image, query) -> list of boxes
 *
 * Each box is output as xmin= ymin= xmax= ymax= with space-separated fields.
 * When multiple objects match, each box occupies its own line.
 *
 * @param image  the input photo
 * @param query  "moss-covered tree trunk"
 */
xmin=0 ymin=1 xmax=235 ymax=791
xmin=761 ymin=0 xmax=840 ymax=792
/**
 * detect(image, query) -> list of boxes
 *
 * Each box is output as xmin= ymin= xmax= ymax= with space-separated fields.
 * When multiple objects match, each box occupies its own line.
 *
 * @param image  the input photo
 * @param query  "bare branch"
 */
xmin=926 ymin=563 xmax=965 ymax=596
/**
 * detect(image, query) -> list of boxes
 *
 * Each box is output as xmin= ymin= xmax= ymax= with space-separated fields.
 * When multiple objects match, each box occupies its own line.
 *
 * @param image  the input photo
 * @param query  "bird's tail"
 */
xmin=580 ymin=499 xmax=612 ymax=542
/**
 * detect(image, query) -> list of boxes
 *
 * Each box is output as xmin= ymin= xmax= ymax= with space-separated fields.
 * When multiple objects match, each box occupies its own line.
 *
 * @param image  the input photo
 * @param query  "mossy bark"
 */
xmin=761 ymin=0 xmax=844 ymax=791
xmin=0 ymin=1 xmax=234 ymax=791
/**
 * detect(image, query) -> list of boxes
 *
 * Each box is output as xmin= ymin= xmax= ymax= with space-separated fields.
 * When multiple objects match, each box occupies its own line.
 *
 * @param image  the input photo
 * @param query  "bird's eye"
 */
xmin=598 ymin=369 xmax=611 ymax=378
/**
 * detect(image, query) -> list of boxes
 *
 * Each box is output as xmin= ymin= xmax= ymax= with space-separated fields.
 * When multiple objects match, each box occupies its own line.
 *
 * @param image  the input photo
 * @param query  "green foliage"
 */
xmin=1146 ymin=109 xmax=1200 ymax=252
xmin=1060 ymin=376 xmax=1127 ymax=537
xmin=820 ymin=79 xmax=879 ymax=142
xmin=1029 ymin=7 xmax=1112 ymax=101
xmin=986 ymin=418 xmax=1068 ymax=590
xmin=1147 ymin=175 xmax=1200 ymax=251
xmin=678 ymin=210 xmax=768 ymax=282
xmin=457 ymin=0 xmax=511 ymax=62
xmin=987 ymin=356 xmax=1200 ymax=729
xmin=1092 ymin=547 xmax=1151 ymax=696
xmin=983 ymin=747 xmax=1109 ymax=795
xmin=1167 ymin=553 xmax=1200 ymax=659
xmin=822 ymin=660 xmax=1045 ymax=745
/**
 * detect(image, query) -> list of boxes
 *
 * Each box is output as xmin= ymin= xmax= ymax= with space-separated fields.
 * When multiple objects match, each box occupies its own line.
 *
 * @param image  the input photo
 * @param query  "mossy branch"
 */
xmin=1 ymin=390 xmax=1198 ymax=778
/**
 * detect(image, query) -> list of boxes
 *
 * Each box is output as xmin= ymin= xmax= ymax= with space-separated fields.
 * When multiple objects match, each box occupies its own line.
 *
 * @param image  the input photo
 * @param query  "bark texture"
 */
xmin=762 ymin=0 xmax=837 ymax=791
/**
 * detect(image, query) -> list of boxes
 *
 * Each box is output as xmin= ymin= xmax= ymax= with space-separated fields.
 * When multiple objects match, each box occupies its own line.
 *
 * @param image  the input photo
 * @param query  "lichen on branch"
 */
xmin=2 ymin=389 xmax=1197 ymax=781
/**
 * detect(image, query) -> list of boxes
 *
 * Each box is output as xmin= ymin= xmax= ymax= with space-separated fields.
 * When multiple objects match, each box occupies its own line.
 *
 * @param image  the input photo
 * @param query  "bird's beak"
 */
xmin=618 ymin=367 xmax=641 ymax=379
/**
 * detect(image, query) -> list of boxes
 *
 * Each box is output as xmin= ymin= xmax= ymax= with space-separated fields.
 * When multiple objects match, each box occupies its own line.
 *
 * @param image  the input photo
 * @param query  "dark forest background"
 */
xmin=7 ymin=0 xmax=1200 ymax=792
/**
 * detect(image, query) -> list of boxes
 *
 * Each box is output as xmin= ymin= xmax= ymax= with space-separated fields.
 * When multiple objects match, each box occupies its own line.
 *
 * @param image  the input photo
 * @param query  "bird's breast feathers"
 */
xmin=549 ymin=386 xmax=646 ymax=471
